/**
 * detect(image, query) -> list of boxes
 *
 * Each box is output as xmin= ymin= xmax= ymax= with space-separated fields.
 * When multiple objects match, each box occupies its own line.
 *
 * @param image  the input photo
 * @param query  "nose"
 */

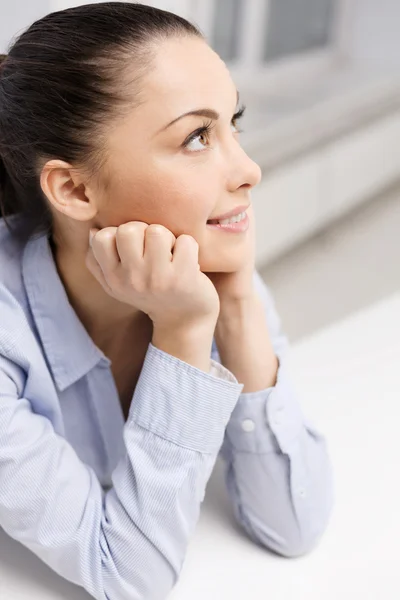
xmin=226 ymin=143 xmax=262 ymax=193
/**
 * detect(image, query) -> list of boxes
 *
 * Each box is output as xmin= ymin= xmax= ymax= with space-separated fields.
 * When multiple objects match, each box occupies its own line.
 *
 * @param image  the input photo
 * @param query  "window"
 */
xmin=141 ymin=0 xmax=343 ymax=87
xmin=188 ymin=0 xmax=340 ymax=72
xmin=263 ymin=0 xmax=336 ymax=62
xmin=210 ymin=0 xmax=243 ymax=62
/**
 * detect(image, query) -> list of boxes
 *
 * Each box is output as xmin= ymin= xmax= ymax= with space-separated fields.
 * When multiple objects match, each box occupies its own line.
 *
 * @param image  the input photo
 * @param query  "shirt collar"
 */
xmin=22 ymin=232 xmax=111 ymax=391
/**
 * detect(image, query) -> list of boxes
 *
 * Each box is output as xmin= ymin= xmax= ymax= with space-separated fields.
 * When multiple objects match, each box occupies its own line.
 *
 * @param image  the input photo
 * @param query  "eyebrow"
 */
xmin=159 ymin=90 xmax=240 ymax=133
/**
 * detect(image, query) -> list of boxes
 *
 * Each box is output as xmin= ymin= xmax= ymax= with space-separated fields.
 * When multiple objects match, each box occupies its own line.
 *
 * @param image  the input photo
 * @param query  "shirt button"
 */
xmin=298 ymin=487 xmax=306 ymax=498
xmin=273 ymin=407 xmax=285 ymax=426
xmin=241 ymin=419 xmax=255 ymax=432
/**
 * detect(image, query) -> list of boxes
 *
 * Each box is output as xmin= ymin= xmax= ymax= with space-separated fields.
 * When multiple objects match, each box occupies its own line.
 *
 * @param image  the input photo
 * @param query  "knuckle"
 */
xmin=95 ymin=227 xmax=116 ymax=243
xmin=179 ymin=233 xmax=197 ymax=246
xmin=118 ymin=221 xmax=147 ymax=237
xmin=146 ymin=224 xmax=167 ymax=236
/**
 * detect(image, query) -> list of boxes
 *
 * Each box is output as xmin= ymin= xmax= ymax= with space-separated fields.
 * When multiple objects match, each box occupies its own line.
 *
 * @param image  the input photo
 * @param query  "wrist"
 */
xmin=153 ymin=313 xmax=217 ymax=339
xmin=152 ymin=318 xmax=216 ymax=372
xmin=216 ymin=292 xmax=260 ymax=330
xmin=214 ymin=293 xmax=279 ymax=391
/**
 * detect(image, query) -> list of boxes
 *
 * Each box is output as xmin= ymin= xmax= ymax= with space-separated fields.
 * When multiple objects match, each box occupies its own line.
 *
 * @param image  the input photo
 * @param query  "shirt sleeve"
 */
xmin=214 ymin=269 xmax=335 ymax=558
xmin=0 ymin=343 xmax=243 ymax=600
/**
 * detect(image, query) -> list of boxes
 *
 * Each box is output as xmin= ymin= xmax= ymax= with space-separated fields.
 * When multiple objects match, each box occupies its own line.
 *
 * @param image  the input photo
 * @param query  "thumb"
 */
xmin=85 ymin=243 xmax=114 ymax=297
xmin=89 ymin=227 xmax=100 ymax=247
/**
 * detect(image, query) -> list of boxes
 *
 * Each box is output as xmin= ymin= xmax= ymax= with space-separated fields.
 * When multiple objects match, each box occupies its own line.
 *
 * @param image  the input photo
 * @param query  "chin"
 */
xmin=199 ymin=255 xmax=246 ymax=273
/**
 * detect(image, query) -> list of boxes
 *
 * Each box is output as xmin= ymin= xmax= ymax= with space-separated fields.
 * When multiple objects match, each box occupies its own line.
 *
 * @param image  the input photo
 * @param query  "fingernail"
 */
xmin=89 ymin=229 xmax=95 ymax=247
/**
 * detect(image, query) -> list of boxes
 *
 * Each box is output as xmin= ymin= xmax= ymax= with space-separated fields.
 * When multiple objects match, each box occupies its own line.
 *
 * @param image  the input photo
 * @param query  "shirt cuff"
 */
xmin=128 ymin=342 xmax=244 ymax=454
xmin=223 ymin=360 xmax=305 ymax=454
xmin=208 ymin=359 xmax=239 ymax=382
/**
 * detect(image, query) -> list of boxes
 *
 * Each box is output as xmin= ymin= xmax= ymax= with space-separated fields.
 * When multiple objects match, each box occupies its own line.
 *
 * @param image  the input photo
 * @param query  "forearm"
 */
xmin=152 ymin=317 xmax=216 ymax=373
xmin=0 ymin=345 xmax=243 ymax=600
xmin=214 ymin=292 xmax=279 ymax=392
xmin=215 ymin=275 xmax=335 ymax=557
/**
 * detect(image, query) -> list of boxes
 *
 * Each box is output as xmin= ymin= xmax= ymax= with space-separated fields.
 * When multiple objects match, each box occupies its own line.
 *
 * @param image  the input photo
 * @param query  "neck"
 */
xmin=49 ymin=229 xmax=151 ymax=355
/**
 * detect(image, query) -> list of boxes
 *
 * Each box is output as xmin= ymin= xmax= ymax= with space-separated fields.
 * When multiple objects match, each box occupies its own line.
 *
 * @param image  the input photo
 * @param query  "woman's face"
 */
xmin=95 ymin=36 xmax=262 ymax=273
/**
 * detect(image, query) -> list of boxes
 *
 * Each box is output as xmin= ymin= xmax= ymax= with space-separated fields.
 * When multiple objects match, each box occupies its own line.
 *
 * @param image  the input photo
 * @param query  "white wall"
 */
xmin=252 ymin=109 xmax=400 ymax=265
xmin=343 ymin=0 xmax=400 ymax=67
xmin=50 ymin=0 xmax=114 ymax=10
xmin=0 ymin=0 xmax=49 ymax=52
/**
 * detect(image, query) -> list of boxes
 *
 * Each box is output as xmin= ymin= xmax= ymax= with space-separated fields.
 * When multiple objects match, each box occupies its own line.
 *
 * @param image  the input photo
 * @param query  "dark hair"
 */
xmin=0 ymin=2 xmax=202 ymax=244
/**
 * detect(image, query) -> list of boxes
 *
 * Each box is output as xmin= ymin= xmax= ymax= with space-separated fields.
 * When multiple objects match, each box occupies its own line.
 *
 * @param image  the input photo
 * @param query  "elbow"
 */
xmin=274 ymin=489 xmax=335 ymax=559
xmin=244 ymin=487 xmax=335 ymax=560
xmin=256 ymin=517 xmax=332 ymax=560
xmin=238 ymin=512 xmax=330 ymax=560
xmin=273 ymin=530 xmax=326 ymax=559
xmin=284 ymin=456 xmax=336 ymax=559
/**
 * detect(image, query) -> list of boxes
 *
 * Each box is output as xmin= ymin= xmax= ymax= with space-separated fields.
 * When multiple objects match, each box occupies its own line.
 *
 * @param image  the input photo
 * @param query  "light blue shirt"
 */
xmin=0 ymin=216 xmax=334 ymax=600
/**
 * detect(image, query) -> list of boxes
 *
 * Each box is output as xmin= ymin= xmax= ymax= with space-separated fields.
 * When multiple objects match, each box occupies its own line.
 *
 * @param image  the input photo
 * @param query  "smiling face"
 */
xmin=93 ymin=36 xmax=261 ymax=272
xmin=46 ymin=35 xmax=262 ymax=273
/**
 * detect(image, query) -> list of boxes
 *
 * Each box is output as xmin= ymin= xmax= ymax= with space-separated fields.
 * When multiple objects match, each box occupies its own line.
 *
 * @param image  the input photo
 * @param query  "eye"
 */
xmin=182 ymin=104 xmax=246 ymax=153
xmin=184 ymin=122 xmax=214 ymax=152
xmin=231 ymin=105 xmax=246 ymax=133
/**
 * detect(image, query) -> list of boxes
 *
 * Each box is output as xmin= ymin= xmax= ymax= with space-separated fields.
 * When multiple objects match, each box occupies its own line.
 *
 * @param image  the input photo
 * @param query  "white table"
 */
xmin=2 ymin=293 xmax=400 ymax=600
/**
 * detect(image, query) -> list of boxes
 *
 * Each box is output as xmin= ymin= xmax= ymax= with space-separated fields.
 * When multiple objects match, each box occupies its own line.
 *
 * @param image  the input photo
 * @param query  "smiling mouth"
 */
xmin=206 ymin=211 xmax=249 ymax=233
xmin=206 ymin=211 xmax=247 ymax=225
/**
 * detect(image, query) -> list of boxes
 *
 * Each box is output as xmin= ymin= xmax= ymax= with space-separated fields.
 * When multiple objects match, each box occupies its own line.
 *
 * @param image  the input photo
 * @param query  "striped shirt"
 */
xmin=0 ymin=217 xmax=334 ymax=600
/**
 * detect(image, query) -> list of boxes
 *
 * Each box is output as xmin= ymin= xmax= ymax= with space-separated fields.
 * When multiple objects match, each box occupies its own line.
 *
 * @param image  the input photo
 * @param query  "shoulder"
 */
xmin=0 ymin=218 xmax=34 ymax=353
xmin=0 ymin=217 xmax=26 ymax=299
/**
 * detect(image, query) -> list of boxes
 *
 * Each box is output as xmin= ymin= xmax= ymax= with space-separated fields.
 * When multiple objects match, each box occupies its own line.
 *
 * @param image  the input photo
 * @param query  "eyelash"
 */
xmin=182 ymin=104 xmax=246 ymax=150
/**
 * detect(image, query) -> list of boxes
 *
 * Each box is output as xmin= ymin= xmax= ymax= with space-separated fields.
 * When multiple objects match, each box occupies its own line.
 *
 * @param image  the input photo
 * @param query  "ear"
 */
xmin=40 ymin=159 xmax=98 ymax=222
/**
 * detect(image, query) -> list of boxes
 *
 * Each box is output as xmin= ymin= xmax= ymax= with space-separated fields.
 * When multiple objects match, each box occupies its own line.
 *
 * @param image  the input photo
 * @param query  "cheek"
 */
xmin=148 ymin=177 xmax=211 ymax=236
xmin=99 ymin=152 xmax=220 ymax=239
xmin=100 ymin=166 xmax=215 ymax=234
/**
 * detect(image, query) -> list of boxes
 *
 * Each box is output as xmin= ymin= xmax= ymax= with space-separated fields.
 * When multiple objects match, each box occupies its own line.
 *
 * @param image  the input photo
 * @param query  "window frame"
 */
xmin=189 ymin=0 xmax=350 ymax=90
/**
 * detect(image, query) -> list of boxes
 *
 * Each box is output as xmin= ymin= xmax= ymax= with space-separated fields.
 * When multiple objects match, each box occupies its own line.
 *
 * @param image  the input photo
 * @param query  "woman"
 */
xmin=0 ymin=3 xmax=334 ymax=599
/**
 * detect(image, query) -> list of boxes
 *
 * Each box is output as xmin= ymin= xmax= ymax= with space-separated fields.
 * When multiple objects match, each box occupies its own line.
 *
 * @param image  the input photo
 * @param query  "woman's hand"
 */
xmin=205 ymin=204 xmax=257 ymax=304
xmin=204 ymin=207 xmax=278 ymax=390
xmin=85 ymin=222 xmax=220 ymax=330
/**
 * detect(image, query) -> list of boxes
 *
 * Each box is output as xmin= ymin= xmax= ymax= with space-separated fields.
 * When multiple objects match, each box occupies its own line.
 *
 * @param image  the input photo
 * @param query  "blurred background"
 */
xmin=1 ymin=0 xmax=400 ymax=342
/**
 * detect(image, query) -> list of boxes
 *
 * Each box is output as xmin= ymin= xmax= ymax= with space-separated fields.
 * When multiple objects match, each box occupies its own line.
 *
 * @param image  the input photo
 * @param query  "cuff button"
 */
xmin=241 ymin=419 xmax=255 ymax=432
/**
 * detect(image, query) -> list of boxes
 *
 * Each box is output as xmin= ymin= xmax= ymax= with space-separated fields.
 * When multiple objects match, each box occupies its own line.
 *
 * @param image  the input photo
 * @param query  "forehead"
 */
xmin=140 ymin=37 xmax=236 ymax=112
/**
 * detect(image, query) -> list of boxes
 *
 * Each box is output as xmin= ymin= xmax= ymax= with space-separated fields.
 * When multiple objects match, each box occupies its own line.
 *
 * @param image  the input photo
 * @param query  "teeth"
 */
xmin=218 ymin=212 xmax=246 ymax=225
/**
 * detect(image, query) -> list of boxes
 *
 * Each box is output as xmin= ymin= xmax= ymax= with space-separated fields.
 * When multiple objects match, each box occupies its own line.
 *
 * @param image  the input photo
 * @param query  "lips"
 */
xmin=207 ymin=204 xmax=250 ymax=223
xmin=206 ymin=211 xmax=250 ymax=233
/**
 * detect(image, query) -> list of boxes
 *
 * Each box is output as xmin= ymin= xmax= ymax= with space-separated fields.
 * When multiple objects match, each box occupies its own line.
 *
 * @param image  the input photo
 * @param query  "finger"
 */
xmin=172 ymin=234 xmax=199 ymax=274
xmin=85 ymin=246 xmax=114 ymax=295
xmin=144 ymin=224 xmax=175 ymax=259
xmin=115 ymin=221 xmax=149 ymax=266
xmin=90 ymin=227 xmax=120 ymax=276
xmin=143 ymin=225 xmax=176 ymax=278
